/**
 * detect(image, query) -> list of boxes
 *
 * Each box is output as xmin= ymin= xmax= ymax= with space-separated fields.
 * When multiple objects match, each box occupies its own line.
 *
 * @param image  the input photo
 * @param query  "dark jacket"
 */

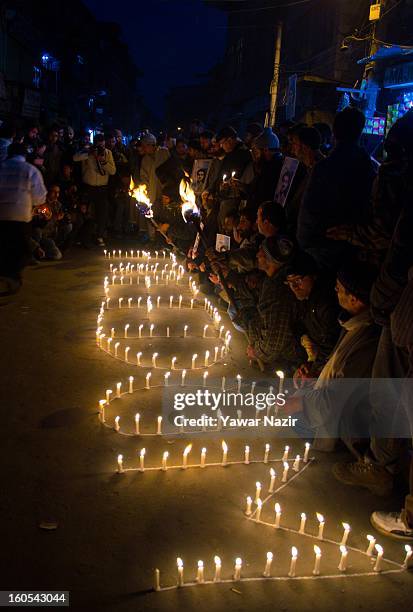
xmin=247 ymin=154 xmax=283 ymax=209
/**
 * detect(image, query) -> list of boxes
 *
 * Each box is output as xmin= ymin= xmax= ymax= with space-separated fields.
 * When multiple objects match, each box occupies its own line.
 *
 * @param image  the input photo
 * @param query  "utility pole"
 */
xmin=268 ymin=21 xmax=283 ymax=127
xmin=363 ymin=0 xmax=385 ymax=117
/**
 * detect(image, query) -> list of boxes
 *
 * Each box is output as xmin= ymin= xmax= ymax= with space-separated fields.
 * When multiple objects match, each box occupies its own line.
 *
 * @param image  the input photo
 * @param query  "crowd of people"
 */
xmin=0 ymin=107 xmax=412 ymax=542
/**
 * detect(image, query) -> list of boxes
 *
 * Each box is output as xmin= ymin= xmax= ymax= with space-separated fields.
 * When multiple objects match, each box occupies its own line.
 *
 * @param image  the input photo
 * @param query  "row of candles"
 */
xmin=153 ymin=541 xmax=412 ymax=590
xmin=104 ymin=249 xmax=169 ymax=259
xmin=115 ymin=442 xmax=311 ymax=473
xmin=97 ymin=344 xmax=229 ymax=369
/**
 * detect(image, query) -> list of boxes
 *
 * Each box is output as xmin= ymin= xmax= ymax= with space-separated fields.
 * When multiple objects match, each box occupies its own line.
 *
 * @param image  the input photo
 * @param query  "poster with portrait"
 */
xmin=191 ymin=158 xmax=212 ymax=195
xmin=215 ymin=233 xmax=231 ymax=253
xmin=274 ymin=156 xmax=299 ymax=207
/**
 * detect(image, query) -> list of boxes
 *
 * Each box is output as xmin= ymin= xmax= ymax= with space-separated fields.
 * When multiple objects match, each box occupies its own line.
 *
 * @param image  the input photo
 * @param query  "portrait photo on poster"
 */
xmin=191 ymin=159 xmax=213 ymax=194
xmin=274 ymin=156 xmax=299 ymax=207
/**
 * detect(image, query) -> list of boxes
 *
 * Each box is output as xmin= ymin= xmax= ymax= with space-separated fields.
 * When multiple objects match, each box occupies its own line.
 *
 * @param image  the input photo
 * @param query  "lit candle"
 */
xmin=341 ymin=522 xmax=351 ymax=546
xmin=303 ymin=442 xmax=311 ymax=463
xmin=182 ymin=444 xmax=192 ymax=469
xmin=179 ymin=295 xmax=182 ymax=309
xmin=177 ymin=558 xmax=184 ymax=587
xmin=263 ymin=443 xmax=270 ymax=464
xmin=166 ymin=326 xmax=170 ymax=338
xmin=116 ymin=382 xmax=122 ymax=398
xmin=164 ymin=371 xmax=171 ymax=386
xmin=366 ymin=534 xmax=376 ymax=556
xmin=282 ymin=461 xmax=289 ymax=483
xmin=203 ymin=371 xmax=208 ymax=387
xmin=128 ymin=297 xmax=132 ymax=308
xmin=191 ymin=354 xmax=198 ymax=369
xmin=129 ymin=376 xmax=134 ymax=393
xmin=316 ymin=513 xmax=325 ymax=540
xmin=251 ymin=381 xmax=256 ymax=393
xmin=276 ymin=370 xmax=284 ymax=394
xmin=282 ymin=445 xmax=289 ymax=461
xmin=111 ymin=327 xmax=115 ymax=338
xmin=145 ymin=372 xmax=151 ymax=389
xmin=255 ymin=481 xmax=262 ymax=503
xmin=403 ymin=544 xmax=412 ymax=568
xmin=157 ymin=296 xmax=161 ymax=309
xmin=263 ymin=552 xmax=273 ymax=577
xmin=204 ymin=350 xmax=210 ymax=367
xmin=125 ymin=346 xmax=130 ymax=362
xmin=135 ymin=413 xmax=140 ymax=435
xmin=139 ymin=448 xmax=145 ymax=472
xmin=203 ymin=324 xmax=208 ymax=338
xmin=99 ymin=400 xmax=106 ymax=422
xmin=138 ymin=324 xmax=143 ymax=338
xmin=181 ymin=369 xmax=186 ymax=386
xmin=106 ymin=389 xmax=112 ymax=404
xmin=214 ymin=556 xmax=221 ymax=582
xmin=117 ymin=454 xmax=123 ymax=473
xmin=338 ymin=545 xmax=348 ymax=572
xmin=221 ymin=377 xmax=226 ymax=391
xmin=292 ymin=454 xmax=301 ymax=472
xmin=136 ymin=352 xmax=142 ymax=366
xmin=171 ymin=356 xmax=177 ymax=370
xmin=244 ymin=445 xmax=250 ymax=464
xmin=222 ymin=174 xmax=227 ymax=182
xmin=196 ymin=560 xmax=204 ymax=583
xmin=190 ymin=298 xmax=194 ymax=309
xmin=106 ymin=297 xmax=111 ymax=309
xmin=231 ymin=170 xmax=236 ymax=178
xmin=169 ymin=296 xmax=173 ymax=308
xmin=214 ymin=346 xmax=219 ymax=362
xmin=245 ymin=496 xmax=252 ymax=516
xmin=114 ymin=342 xmax=120 ymax=357
xmin=221 ymin=440 xmax=228 ymax=466
xmin=200 ymin=447 xmax=206 ymax=467
xmin=152 ymin=352 xmax=158 ymax=368
xmin=156 ymin=416 xmax=162 ymax=435
xmin=219 ymin=325 xmax=224 ymax=339
xmin=233 ymin=558 xmax=242 ymax=581
xmin=256 ymin=499 xmax=263 ymax=522
xmin=162 ymin=451 xmax=168 ymax=471
xmin=118 ymin=297 xmax=123 ymax=308
xmin=114 ymin=416 xmax=120 ymax=432
xmin=137 ymin=297 xmax=142 ymax=308
xmin=288 ymin=547 xmax=298 ymax=577
xmin=313 ymin=545 xmax=322 ymax=576
xmin=150 ymin=323 xmax=154 ymax=337
xmin=373 ymin=544 xmax=383 ymax=572
xmin=299 ymin=512 xmax=306 ymax=534
xmin=274 ymin=502 xmax=282 ymax=528
xmin=268 ymin=468 xmax=276 ymax=493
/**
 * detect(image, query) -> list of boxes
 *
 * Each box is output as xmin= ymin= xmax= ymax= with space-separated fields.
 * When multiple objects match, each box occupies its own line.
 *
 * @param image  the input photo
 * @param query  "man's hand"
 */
xmin=246 ymin=345 xmax=256 ymax=359
xmin=209 ymin=273 xmax=221 ymax=285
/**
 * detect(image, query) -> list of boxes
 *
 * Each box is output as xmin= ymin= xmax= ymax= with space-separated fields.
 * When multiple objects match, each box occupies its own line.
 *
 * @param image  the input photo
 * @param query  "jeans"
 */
xmin=32 ymin=228 xmax=62 ymax=260
xmin=86 ymin=186 xmax=109 ymax=239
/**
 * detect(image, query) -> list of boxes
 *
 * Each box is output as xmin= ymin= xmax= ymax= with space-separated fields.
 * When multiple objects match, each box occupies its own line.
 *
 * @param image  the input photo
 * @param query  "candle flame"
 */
xmin=283 ymin=461 xmax=289 ymax=470
xmin=183 ymin=444 xmax=192 ymax=456
xmin=140 ymin=448 xmax=146 ymax=457
xmin=342 ymin=522 xmax=350 ymax=531
xmin=177 ymin=557 xmax=183 ymax=568
xmin=314 ymin=545 xmax=321 ymax=555
xmin=214 ymin=555 xmax=221 ymax=566
xmin=117 ymin=454 xmax=123 ymax=462
xmin=367 ymin=534 xmax=375 ymax=542
xmin=257 ymin=499 xmax=262 ymax=508
xmin=340 ymin=545 xmax=347 ymax=554
xmin=301 ymin=512 xmax=306 ymax=519
xmin=276 ymin=370 xmax=285 ymax=378
xmin=266 ymin=551 xmax=273 ymax=561
xmin=375 ymin=544 xmax=383 ymax=554
xmin=405 ymin=544 xmax=412 ymax=553
xmin=179 ymin=179 xmax=199 ymax=221
xmin=316 ymin=513 xmax=324 ymax=523
xmin=292 ymin=547 xmax=298 ymax=558
xmin=129 ymin=180 xmax=153 ymax=217
xmin=163 ymin=451 xmax=169 ymax=459
xmin=256 ymin=481 xmax=261 ymax=489
xmin=222 ymin=440 xmax=228 ymax=452
xmin=275 ymin=502 xmax=281 ymax=513
xmin=270 ymin=467 xmax=276 ymax=477
xmin=235 ymin=557 xmax=242 ymax=567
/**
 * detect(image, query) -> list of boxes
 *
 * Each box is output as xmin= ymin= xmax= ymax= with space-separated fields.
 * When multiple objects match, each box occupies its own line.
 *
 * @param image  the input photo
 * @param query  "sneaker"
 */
xmin=332 ymin=460 xmax=393 ymax=496
xmin=370 ymin=511 xmax=413 ymax=541
xmin=96 ymin=237 xmax=106 ymax=247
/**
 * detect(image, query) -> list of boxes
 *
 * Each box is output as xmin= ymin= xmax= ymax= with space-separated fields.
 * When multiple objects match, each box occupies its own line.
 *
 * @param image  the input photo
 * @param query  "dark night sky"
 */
xmin=83 ymin=0 xmax=227 ymax=118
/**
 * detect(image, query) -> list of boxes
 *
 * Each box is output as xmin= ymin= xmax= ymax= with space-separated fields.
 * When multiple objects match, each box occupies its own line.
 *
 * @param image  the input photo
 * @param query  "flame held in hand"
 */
xmin=130 ymin=179 xmax=153 ymax=218
xmin=179 ymin=179 xmax=199 ymax=222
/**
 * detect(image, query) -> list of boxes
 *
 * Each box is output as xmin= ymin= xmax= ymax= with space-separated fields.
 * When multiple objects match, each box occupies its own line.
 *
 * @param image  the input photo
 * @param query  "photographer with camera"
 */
xmin=73 ymin=134 xmax=116 ymax=247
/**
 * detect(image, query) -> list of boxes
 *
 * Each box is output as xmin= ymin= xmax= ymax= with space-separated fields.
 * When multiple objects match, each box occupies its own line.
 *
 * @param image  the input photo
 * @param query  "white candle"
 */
xmin=177 ymin=558 xmax=184 ymax=587
xmin=128 ymin=297 xmax=132 ymax=308
xmin=221 ymin=440 xmax=228 ymax=466
xmin=200 ymin=447 xmax=206 ymax=467
xmin=299 ymin=512 xmax=306 ymax=534
xmin=303 ymin=441 xmax=311 ymax=463
xmin=171 ymin=356 xmax=177 ymax=370
xmin=233 ymin=558 xmax=242 ymax=581
xmin=316 ymin=513 xmax=325 ymax=539
xmin=190 ymin=298 xmax=194 ymax=309
xmin=135 ymin=413 xmax=140 ymax=435
xmin=138 ymin=324 xmax=143 ymax=338
xmin=196 ymin=560 xmax=204 ymax=583
xmin=164 ymin=371 xmax=171 ymax=386
xmin=137 ymin=352 xmax=142 ymax=366
xmin=244 ymin=445 xmax=250 ymax=464
xmin=107 ymin=337 xmax=113 ymax=352
xmin=166 ymin=326 xmax=170 ymax=338
xmin=282 ymin=445 xmax=289 ymax=461
xmin=245 ymin=496 xmax=252 ymax=516
xmin=145 ymin=372 xmax=151 ymax=389
xmin=139 ymin=448 xmax=145 ymax=472
xmin=181 ymin=369 xmax=186 ymax=386
xmin=203 ymin=371 xmax=208 ymax=387
xmin=214 ymin=556 xmax=221 ymax=582
xmin=169 ymin=296 xmax=173 ymax=308
xmin=214 ymin=346 xmax=219 ymax=362
xmin=162 ymin=451 xmax=168 ymax=471
xmin=191 ymin=354 xmax=198 ymax=369
xmin=156 ymin=416 xmax=162 ymax=435
xmin=114 ymin=342 xmax=120 ymax=357
xmin=106 ymin=389 xmax=112 ymax=403
xmin=125 ymin=346 xmax=130 ymax=362
xmin=341 ymin=522 xmax=351 ymax=546
xmin=288 ymin=547 xmax=298 ymax=577
xmin=263 ymin=551 xmax=273 ymax=577
xmin=282 ymin=461 xmax=289 ymax=482
xmin=255 ymin=498 xmax=263 ymax=522
xmin=118 ymin=297 xmax=123 ymax=308
xmin=137 ymin=297 xmax=142 ymax=308
xmin=179 ymin=295 xmax=182 ymax=309
xmin=255 ymin=481 xmax=262 ymax=503
xmin=150 ymin=324 xmax=154 ymax=337
xmin=106 ymin=297 xmax=111 ymax=309
xmin=373 ymin=544 xmax=383 ymax=572
xmin=338 ymin=545 xmax=348 ymax=572
xmin=99 ymin=400 xmax=106 ymax=423
xmin=403 ymin=544 xmax=412 ymax=568
xmin=313 ymin=545 xmax=322 ymax=575
xmin=203 ymin=324 xmax=208 ymax=338
xmin=111 ymin=328 xmax=115 ymax=338
xmin=157 ymin=296 xmax=161 ymax=309
xmin=366 ymin=534 xmax=376 ymax=556
xmin=219 ymin=325 xmax=225 ymax=339
xmin=129 ymin=376 xmax=134 ymax=393
xmin=182 ymin=444 xmax=192 ymax=469
xmin=276 ymin=369 xmax=284 ymax=394
xmin=116 ymin=382 xmax=122 ymax=398
xmin=221 ymin=377 xmax=226 ymax=391
xmin=152 ymin=352 xmax=158 ymax=368
xmin=117 ymin=454 xmax=123 ymax=473
xmin=263 ymin=443 xmax=270 ymax=464
xmin=204 ymin=350 xmax=210 ymax=367
xmin=292 ymin=454 xmax=301 ymax=472
xmin=114 ymin=415 xmax=120 ymax=432
xmin=268 ymin=468 xmax=276 ymax=493
xmin=274 ymin=502 xmax=281 ymax=528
